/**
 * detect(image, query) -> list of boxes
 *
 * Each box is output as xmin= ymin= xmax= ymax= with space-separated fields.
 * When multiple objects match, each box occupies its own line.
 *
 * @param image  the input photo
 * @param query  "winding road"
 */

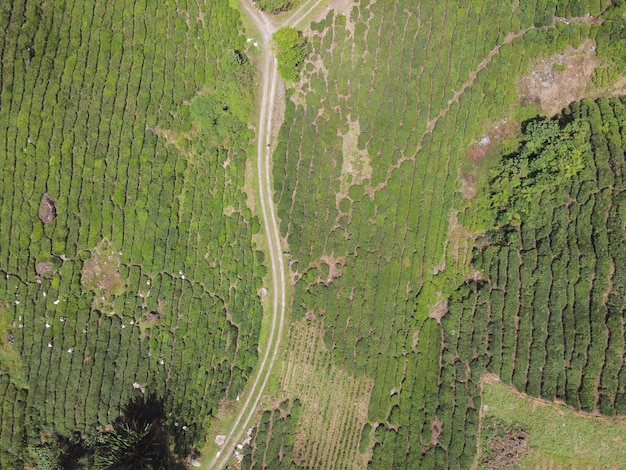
xmin=206 ymin=1 xmax=324 ymax=468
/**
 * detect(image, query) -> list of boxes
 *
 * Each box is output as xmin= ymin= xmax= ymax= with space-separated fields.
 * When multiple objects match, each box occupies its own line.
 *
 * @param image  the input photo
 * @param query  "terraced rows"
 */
xmin=0 ymin=0 xmax=263 ymax=465
xmin=274 ymin=321 xmax=373 ymax=470
xmin=448 ymin=96 xmax=626 ymax=417
xmin=266 ymin=0 xmax=626 ymax=467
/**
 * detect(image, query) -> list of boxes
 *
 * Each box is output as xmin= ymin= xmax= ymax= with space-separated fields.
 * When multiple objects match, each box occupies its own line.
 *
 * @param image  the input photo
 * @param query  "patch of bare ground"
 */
xmin=38 ymin=193 xmax=56 ymax=223
xmin=465 ymin=118 xmax=519 ymax=165
xmin=81 ymin=239 xmax=125 ymax=308
xmin=270 ymin=79 xmax=288 ymax=145
xmin=278 ymin=319 xmax=374 ymax=470
xmin=428 ymin=298 xmax=448 ymax=324
xmin=459 ymin=175 xmax=478 ymax=200
xmin=482 ymin=425 xmax=530 ymax=470
xmin=430 ymin=417 xmax=443 ymax=446
xmin=519 ymin=40 xmax=599 ymax=117
xmin=447 ymin=210 xmax=475 ymax=263
xmin=306 ymin=0 xmax=357 ymax=29
xmin=339 ymin=116 xmax=372 ymax=192
xmin=35 ymin=261 xmax=54 ymax=276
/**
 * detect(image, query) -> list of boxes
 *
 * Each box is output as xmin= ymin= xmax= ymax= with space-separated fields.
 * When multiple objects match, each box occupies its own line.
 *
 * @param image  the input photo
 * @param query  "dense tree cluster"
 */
xmin=450 ymin=96 xmax=626 ymax=420
xmin=256 ymin=0 xmax=298 ymax=14
xmin=484 ymin=116 xmax=591 ymax=227
xmin=272 ymin=27 xmax=308 ymax=81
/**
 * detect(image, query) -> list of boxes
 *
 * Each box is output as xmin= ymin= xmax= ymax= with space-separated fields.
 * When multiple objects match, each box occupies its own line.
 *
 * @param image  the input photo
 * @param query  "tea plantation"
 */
xmin=2 ymin=0 xmax=626 ymax=468
xmin=242 ymin=0 xmax=626 ymax=468
xmin=0 ymin=0 xmax=264 ymax=467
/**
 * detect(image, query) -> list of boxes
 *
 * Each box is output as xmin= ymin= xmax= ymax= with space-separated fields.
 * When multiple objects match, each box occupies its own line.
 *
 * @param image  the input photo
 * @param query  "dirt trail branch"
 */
xmin=207 ymin=1 xmax=326 ymax=468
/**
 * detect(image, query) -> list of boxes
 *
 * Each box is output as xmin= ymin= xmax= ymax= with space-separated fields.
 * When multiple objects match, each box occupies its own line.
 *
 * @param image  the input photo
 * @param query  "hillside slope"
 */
xmin=0 ymin=0 xmax=264 ymax=466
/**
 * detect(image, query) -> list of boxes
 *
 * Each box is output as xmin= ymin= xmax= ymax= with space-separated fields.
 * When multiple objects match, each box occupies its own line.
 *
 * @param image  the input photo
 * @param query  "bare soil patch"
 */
xmin=459 ymin=175 xmax=478 ymax=200
xmin=81 ymin=239 xmax=124 ymax=296
xmin=306 ymin=0 xmax=356 ymax=27
xmin=447 ymin=210 xmax=474 ymax=262
xmin=466 ymin=141 xmax=491 ymax=164
xmin=35 ymin=261 xmax=54 ymax=276
xmin=339 ymin=116 xmax=372 ymax=192
xmin=519 ymin=41 xmax=598 ymax=117
xmin=38 ymin=193 xmax=56 ymax=223
xmin=482 ymin=423 xmax=529 ymax=470
xmin=465 ymin=118 xmax=518 ymax=165
xmin=428 ymin=298 xmax=448 ymax=324
xmin=430 ymin=417 xmax=443 ymax=446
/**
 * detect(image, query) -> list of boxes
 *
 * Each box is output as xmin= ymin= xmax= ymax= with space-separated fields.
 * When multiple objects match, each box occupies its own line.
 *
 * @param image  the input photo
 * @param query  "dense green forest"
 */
xmin=272 ymin=27 xmax=308 ymax=81
xmin=0 ymin=0 xmax=262 ymax=467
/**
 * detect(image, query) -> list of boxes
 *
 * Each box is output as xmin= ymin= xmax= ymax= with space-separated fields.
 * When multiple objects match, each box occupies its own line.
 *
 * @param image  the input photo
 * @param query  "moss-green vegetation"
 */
xmin=0 ymin=0 xmax=263 ymax=466
xmin=482 ymin=117 xmax=590 ymax=227
xmin=481 ymin=380 xmax=626 ymax=468
xmin=0 ymin=303 xmax=26 ymax=389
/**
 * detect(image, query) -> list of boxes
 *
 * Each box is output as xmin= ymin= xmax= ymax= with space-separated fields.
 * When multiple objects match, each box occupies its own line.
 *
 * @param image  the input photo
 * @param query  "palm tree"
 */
xmin=93 ymin=393 xmax=185 ymax=470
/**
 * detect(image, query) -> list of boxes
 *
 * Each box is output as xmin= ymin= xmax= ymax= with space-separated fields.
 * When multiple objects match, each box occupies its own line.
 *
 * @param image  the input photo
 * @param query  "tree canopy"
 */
xmin=256 ymin=0 xmax=297 ymax=14
xmin=272 ymin=26 xmax=307 ymax=81
xmin=483 ymin=116 xmax=591 ymax=227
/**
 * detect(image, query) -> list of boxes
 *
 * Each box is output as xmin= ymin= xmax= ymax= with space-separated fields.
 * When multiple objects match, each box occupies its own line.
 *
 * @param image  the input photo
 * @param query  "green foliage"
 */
xmin=256 ymin=0 xmax=298 ymax=14
xmin=484 ymin=117 xmax=591 ymax=227
xmin=241 ymin=399 xmax=303 ymax=470
xmin=272 ymin=27 xmax=307 ymax=81
xmin=92 ymin=394 xmax=186 ymax=470
xmin=0 ymin=0 xmax=263 ymax=465
xmin=269 ymin=0 xmax=626 ymax=467
xmin=0 ymin=302 xmax=26 ymax=388
xmin=189 ymin=81 xmax=252 ymax=147
xmin=482 ymin=380 xmax=626 ymax=467
xmin=451 ymin=97 xmax=626 ymax=419
xmin=26 ymin=394 xmax=187 ymax=469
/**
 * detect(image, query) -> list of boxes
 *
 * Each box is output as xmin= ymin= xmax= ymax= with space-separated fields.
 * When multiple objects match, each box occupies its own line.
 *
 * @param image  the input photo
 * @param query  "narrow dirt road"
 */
xmin=206 ymin=1 xmax=324 ymax=468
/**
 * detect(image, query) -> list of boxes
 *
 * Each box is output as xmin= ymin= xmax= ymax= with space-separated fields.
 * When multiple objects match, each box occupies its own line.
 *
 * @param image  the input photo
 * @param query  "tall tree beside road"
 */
xmin=272 ymin=26 xmax=307 ymax=81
